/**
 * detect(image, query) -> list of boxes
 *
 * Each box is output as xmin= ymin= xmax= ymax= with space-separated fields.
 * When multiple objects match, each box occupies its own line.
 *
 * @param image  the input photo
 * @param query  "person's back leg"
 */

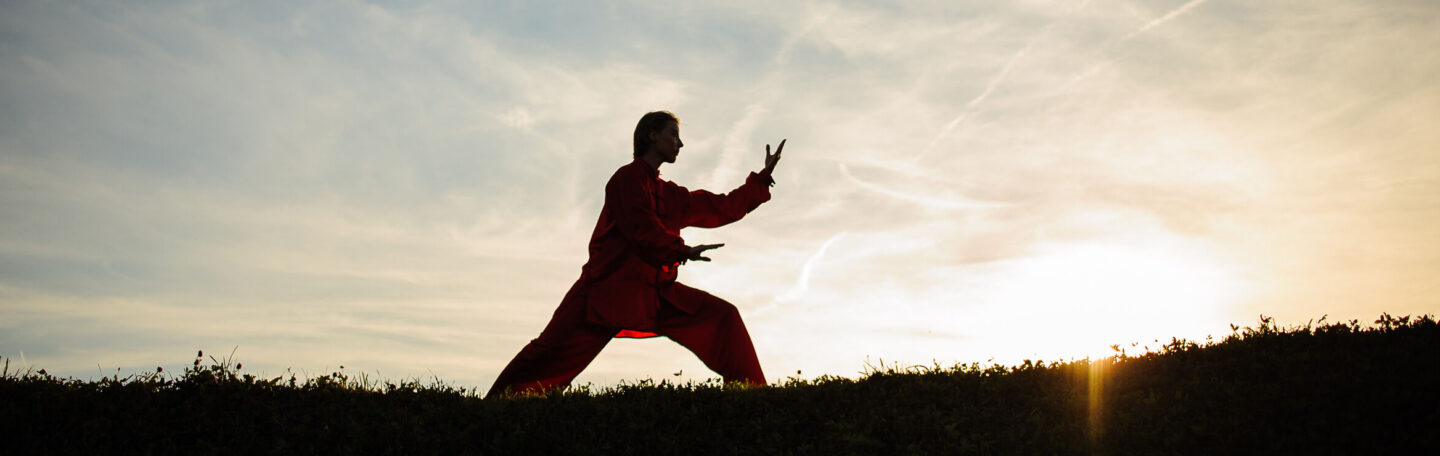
xmin=487 ymin=288 xmax=614 ymax=397
xmin=656 ymin=284 xmax=766 ymax=386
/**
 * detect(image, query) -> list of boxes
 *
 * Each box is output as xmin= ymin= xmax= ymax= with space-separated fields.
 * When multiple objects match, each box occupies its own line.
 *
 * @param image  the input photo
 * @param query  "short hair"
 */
xmin=633 ymin=111 xmax=679 ymax=159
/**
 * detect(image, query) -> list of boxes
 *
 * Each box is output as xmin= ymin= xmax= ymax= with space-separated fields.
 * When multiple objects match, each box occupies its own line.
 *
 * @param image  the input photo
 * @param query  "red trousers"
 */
xmin=486 ymin=282 xmax=766 ymax=397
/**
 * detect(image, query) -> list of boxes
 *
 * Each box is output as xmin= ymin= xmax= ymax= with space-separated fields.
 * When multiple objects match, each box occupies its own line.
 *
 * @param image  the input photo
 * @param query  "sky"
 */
xmin=2 ymin=0 xmax=1438 ymax=390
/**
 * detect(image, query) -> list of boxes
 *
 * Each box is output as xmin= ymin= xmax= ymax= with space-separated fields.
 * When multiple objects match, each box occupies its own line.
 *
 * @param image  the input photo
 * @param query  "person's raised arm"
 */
xmin=675 ymin=139 xmax=787 ymax=229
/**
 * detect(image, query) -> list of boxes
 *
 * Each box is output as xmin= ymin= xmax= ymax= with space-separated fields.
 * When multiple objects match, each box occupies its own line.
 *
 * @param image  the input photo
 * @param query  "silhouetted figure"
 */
xmin=487 ymin=111 xmax=785 ymax=397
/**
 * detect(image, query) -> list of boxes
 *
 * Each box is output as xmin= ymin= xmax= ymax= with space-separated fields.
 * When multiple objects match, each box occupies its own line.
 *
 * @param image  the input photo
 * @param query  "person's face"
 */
xmin=649 ymin=121 xmax=683 ymax=163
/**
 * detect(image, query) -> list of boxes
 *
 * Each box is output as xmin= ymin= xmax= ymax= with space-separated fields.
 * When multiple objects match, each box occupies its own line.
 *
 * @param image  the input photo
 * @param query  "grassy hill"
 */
xmin=4 ymin=314 xmax=1437 ymax=454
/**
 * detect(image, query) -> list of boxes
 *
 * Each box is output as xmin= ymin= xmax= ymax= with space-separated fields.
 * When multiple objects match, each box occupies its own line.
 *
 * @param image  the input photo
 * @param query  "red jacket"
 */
xmin=577 ymin=158 xmax=773 ymax=335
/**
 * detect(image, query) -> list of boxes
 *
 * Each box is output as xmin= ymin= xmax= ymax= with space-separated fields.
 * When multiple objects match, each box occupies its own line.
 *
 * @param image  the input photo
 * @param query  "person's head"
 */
xmin=633 ymin=111 xmax=682 ymax=163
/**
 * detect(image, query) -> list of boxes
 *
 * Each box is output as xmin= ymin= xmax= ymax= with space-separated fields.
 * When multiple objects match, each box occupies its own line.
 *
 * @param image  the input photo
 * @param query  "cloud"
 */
xmin=838 ymin=164 xmax=1009 ymax=212
xmin=762 ymin=231 xmax=846 ymax=310
xmin=2 ymin=0 xmax=1438 ymax=389
xmin=916 ymin=34 xmax=1040 ymax=162
xmin=1120 ymin=0 xmax=1208 ymax=41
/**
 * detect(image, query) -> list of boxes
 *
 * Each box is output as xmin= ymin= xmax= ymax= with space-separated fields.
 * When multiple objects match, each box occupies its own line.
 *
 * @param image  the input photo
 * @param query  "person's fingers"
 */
xmin=689 ymin=244 xmax=723 ymax=258
xmin=776 ymin=139 xmax=786 ymax=154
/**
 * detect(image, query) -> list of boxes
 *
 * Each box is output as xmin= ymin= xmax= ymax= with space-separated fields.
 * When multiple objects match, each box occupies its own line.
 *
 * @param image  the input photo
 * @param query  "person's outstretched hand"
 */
xmin=762 ymin=139 xmax=786 ymax=176
xmin=686 ymin=243 xmax=724 ymax=262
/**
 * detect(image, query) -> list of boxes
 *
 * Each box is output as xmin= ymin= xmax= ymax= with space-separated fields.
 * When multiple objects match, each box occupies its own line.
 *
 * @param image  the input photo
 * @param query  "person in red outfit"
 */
xmin=486 ymin=111 xmax=785 ymax=397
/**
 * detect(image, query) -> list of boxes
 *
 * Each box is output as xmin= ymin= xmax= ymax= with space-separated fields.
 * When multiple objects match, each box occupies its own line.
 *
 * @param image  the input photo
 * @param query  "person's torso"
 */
xmin=580 ymin=162 xmax=682 ymax=287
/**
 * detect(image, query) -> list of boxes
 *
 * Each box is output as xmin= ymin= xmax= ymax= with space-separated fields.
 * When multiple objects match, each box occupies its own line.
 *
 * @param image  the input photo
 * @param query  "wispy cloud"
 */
xmin=1121 ymin=0 xmax=1209 ymax=41
xmin=838 ymin=164 xmax=1008 ymax=211
xmin=915 ymin=35 xmax=1040 ymax=163
xmin=758 ymin=231 xmax=847 ymax=313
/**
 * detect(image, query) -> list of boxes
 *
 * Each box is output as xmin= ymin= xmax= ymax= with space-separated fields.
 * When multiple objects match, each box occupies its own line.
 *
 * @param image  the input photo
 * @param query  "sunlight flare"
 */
xmin=975 ymin=236 xmax=1239 ymax=361
xmin=1088 ymin=357 xmax=1107 ymax=442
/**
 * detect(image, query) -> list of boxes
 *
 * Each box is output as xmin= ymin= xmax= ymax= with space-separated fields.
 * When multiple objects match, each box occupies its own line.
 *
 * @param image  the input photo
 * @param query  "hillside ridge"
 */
xmin=4 ymin=314 xmax=1436 ymax=454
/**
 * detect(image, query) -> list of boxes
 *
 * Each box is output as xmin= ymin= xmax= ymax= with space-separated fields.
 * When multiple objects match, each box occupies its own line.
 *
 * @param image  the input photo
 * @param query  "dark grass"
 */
xmin=3 ymin=314 xmax=1437 ymax=454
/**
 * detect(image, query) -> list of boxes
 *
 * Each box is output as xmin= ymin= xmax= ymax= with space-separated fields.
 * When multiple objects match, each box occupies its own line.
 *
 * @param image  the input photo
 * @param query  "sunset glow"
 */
xmin=977 ymin=236 xmax=1237 ymax=360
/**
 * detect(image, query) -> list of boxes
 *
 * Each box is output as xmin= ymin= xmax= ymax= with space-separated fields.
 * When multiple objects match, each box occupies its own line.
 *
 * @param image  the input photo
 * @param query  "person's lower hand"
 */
xmin=687 ymin=243 xmax=725 ymax=262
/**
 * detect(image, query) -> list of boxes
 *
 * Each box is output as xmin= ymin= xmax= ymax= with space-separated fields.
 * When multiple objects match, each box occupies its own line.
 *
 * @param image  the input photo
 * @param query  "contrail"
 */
xmin=754 ymin=232 xmax=848 ymax=315
xmin=1121 ymin=0 xmax=1208 ymax=41
xmin=915 ymin=38 xmax=1037 ymax=163
xmin=1059 ymin=0 xmax=1207 ymax=96
xmin=840 ymin=164 xmax=1007 ymax=211
xmin=773 ymin=232 xmax=847 ymax=304
xmin=915 ymin=22 xmax=1055 ymax=164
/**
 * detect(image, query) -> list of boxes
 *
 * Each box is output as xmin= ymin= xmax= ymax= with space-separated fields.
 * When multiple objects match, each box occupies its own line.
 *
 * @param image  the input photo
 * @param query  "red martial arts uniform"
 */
xmin=487 ymin=158 xmax=773 ymax=397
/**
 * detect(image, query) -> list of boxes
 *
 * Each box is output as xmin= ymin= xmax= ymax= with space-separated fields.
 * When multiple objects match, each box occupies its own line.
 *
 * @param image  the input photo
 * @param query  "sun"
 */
xmin=973 ymin=237 xmax=1239 ymax=361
